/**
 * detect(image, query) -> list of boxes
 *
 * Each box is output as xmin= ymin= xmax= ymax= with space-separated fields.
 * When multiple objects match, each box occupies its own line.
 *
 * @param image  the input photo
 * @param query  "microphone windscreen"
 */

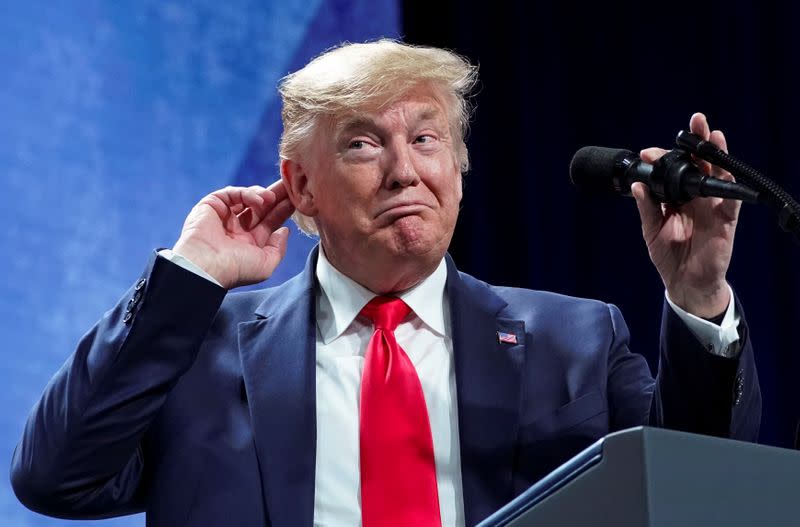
xmin=569 ymin=146 xmax=633 ymax=194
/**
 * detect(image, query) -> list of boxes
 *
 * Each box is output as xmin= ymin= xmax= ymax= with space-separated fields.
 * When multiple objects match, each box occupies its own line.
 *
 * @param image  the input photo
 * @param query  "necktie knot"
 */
xmin=360 ymin=296 xmax=410 ymax=331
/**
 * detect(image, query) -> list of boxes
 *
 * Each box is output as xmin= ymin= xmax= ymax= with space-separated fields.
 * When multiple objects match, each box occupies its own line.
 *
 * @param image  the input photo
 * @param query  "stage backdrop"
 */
xmin=0 ymin=1 xmax=399 ymax=525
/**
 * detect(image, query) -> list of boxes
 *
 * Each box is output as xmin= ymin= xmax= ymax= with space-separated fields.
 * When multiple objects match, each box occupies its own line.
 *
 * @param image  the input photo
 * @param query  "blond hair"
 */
xmin=278 ymin=39 xmax=478 ymax=234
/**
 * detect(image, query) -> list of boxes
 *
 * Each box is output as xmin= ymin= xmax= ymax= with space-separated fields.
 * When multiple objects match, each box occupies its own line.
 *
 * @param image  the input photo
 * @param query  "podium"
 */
xmin=479 ymin=427 xmax=800 ymax=526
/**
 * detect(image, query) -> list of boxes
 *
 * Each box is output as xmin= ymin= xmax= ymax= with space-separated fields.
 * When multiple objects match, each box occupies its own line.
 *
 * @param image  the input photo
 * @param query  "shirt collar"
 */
xmin=315 ymin=247 xmax=448 ymax=344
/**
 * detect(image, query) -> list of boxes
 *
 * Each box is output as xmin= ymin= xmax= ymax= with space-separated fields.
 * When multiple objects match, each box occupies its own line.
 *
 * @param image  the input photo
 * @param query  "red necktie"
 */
xmin=359 ymin=296 xmax=441 ymax=527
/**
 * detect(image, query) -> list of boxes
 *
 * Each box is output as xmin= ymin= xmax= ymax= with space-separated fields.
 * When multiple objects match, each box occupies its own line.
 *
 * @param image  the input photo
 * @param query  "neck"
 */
xmin=320 ymin=243 xmax=442 ymax=294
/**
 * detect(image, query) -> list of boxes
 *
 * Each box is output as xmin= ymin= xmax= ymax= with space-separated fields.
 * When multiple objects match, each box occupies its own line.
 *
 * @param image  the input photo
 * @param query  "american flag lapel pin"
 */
xmin=497 ymin=331 xmax=517 ymax=344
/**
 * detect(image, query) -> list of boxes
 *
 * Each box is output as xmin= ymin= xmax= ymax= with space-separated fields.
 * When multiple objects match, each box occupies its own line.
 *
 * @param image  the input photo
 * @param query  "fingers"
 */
xmin=201 ymin=186 xmax=264 ymax=224
xmin=249 ymin=196 xmax=296 ymax=247
xmin=691 ymin=114 xmax=733 ymax=183
xmin=246 ymin=182 xmax=292 ymax=226
xmin=708 ymin=129 xmax=732 ymax=182
xmin=688 ymin=114 xmax=740 ymax=220
xmin=640 ymin=147 xmax=668 ymax=164
xmin=263 ymin=195 xmax=295 ymax=226
xmin=202 ymin=183 xmax=294 ymax=234
xmin=631 ymin=182 xmax=663 ymax=244
xmin=687 ymin=113 xmax=715 ymax=175
xmin=709 ymin=129 xmax=728 ymax=153
xmin=688 ymin=112 xmax=731 ymax=173
xmin=689 ymin=112 xmax=711 ymax=140
xmin=237 ymin=181 xmax=295 ymax=247
xmin=236 ymin=185 xmax=272 ymax=229
xmin=212 ymin=186 xmax=266 ymax=209
xmin=636 ymin=113 xmax=739 ymax=229
xmin=266 ymin=179 xmax=288 ymax=201
xmin=707 ymin=129 xmax=740 ymax=219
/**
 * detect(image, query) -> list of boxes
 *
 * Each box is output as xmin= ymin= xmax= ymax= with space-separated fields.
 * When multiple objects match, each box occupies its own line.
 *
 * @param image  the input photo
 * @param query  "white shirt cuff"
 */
xmin=665 ymin=284 xmax=741 ymax=358
xmin=158 ymin=249 xmax=223 ymax=287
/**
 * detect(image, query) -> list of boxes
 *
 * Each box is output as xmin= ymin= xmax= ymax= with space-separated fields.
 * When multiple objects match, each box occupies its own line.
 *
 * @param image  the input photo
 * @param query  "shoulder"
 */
xmin=219 ymin=287 xmax=277 ymax=312
xmin=457 ymin=268 xmax=611 ymax=314
xmin=204 ymin=274 xmax=309 ymax=339
xmin=456 ymin=269 xmax=624 ymax=337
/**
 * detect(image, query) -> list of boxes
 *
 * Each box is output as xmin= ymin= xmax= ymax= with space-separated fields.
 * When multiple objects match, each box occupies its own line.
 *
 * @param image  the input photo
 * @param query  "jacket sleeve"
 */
xmin=10 ymin=252 xmax=226 ymax=519
xmin=650 ymin=296 xmax=761 ymax=441
xmin=605 ymin=296 xmax=760 ymax=441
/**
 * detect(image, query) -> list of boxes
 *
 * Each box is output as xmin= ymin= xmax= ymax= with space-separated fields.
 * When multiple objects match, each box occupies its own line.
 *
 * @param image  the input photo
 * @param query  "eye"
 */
xmin=349 ymin=140 xmax=366 ymax=149
xmin=414 ymin=134 xmax=437 ymax=144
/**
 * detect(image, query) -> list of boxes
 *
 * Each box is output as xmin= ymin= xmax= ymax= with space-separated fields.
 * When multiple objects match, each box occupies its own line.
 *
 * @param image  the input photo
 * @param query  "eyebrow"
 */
xmin=416 ymin=106 xmax=442 ymax=122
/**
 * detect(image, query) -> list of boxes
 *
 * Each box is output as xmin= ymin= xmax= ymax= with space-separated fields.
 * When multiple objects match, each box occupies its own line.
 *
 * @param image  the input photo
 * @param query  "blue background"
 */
xmin=0 ymin=1 xmax=399 ymax=525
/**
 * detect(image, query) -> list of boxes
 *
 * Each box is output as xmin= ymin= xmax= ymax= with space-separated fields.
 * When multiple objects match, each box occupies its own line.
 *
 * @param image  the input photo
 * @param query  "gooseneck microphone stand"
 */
xmin=676 ymin=130 xmax=800 ymax=244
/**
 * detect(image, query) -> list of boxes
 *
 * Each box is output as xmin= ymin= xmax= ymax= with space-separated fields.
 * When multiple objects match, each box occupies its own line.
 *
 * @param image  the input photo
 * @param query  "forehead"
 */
xmin=333 ymin=90 xmax=451 ymax=133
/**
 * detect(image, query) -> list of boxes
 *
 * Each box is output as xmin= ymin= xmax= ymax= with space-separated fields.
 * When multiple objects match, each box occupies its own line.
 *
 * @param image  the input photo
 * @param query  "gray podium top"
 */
xmin=479 ymin=426 xmax=800 ymax=527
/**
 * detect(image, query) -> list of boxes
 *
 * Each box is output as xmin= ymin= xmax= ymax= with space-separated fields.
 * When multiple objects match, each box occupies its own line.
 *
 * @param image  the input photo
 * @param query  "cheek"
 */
xmin=418 ymin=154 xmax=460 ymax=190
xmin=323 ymin=179 xmax=383 ymax=230
xmin=433 ymin=171 xmax=463 ymax=208
xmin=318 ymin=168 xmax=374 ymax=205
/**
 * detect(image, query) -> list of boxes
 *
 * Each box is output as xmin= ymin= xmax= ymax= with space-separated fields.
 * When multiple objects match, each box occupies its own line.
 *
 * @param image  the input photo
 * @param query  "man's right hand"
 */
xmin=172 ymin=181 xmax=296 ymax=289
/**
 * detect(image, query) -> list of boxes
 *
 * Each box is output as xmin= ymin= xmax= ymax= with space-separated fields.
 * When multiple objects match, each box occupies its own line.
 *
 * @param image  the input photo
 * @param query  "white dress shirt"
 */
xmin=312 ymin=248 xmax=464 ymax=526
xmin=159 ymin=248 xmax=741 ymax=526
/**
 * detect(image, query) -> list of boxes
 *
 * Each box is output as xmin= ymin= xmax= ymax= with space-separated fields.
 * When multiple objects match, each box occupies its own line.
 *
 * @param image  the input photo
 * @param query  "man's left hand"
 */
xmin=632 ymin=112 xmax=739 ymax=319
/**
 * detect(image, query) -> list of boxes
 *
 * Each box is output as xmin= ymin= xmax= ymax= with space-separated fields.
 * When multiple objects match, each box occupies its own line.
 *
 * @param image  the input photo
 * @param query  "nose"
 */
xmin=384 ymin=143 xmax=420 ymax=190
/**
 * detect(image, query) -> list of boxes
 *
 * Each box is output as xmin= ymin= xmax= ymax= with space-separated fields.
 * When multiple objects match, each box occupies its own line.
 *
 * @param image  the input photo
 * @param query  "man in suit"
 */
xmin=11 ymin=40 xmax=759 ymax=526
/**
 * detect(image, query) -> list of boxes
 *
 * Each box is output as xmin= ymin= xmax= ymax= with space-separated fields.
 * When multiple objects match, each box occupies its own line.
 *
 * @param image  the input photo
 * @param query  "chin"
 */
xmin=386 ymin=216 xmax=450 ymax=259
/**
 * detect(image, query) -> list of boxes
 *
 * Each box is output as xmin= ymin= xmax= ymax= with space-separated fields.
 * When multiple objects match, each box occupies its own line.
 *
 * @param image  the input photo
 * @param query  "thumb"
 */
xmin=631 ymin=182 xmax=663 ymax=243
xmin=264 ymin=226 xmax=290 ymax=263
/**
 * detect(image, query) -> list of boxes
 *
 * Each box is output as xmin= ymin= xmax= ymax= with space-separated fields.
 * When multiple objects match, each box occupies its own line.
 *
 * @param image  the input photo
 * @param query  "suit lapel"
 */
xmin=446 ymin=256 xmax=525 ymax=526
xmin=237 ymin=250 xmax=523 ymax=526
xmin=238 ymin=249 xmax=319 ymax=527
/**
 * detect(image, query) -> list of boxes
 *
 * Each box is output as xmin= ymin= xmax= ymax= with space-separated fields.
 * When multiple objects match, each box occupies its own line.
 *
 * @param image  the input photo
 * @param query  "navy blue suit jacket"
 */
xmin=11 ymin=248 xmax=760 ymax=526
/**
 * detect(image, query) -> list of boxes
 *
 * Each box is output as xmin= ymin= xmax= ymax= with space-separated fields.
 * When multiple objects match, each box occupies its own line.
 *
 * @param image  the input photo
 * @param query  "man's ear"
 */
xmin=281 ymin=158 xmax=318 ymax=216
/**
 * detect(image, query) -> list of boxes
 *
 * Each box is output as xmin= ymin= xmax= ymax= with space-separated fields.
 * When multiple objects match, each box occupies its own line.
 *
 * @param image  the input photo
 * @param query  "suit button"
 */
xmin=127 ymin=298 xmax=135 ymax=311
xmin=723 ymin=340 xmax=742 ymax=357
xmin=133 ymin=289 xmax=143 ymax=304
xmin=123 ymin=311 xmax=133 ymax=324
xmin=733 ymin=370 xmax=744 ymax=406
xmin=135 ymin=278 xmax=147 ymax=291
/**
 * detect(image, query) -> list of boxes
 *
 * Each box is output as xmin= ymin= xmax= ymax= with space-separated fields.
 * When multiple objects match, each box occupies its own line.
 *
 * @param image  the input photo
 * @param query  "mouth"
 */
xmin=375 ymin=202 xmax=431 ymax=220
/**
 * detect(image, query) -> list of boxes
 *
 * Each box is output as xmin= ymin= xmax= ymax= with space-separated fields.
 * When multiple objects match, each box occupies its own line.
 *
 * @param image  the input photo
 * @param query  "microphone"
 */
xmin=570 ymin=146 xmax=761 ymax=205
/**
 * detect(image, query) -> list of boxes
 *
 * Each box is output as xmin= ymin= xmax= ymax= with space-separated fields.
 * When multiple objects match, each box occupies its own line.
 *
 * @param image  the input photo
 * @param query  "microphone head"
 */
xmin=570 ymin=146 xmax=636 ymax=194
